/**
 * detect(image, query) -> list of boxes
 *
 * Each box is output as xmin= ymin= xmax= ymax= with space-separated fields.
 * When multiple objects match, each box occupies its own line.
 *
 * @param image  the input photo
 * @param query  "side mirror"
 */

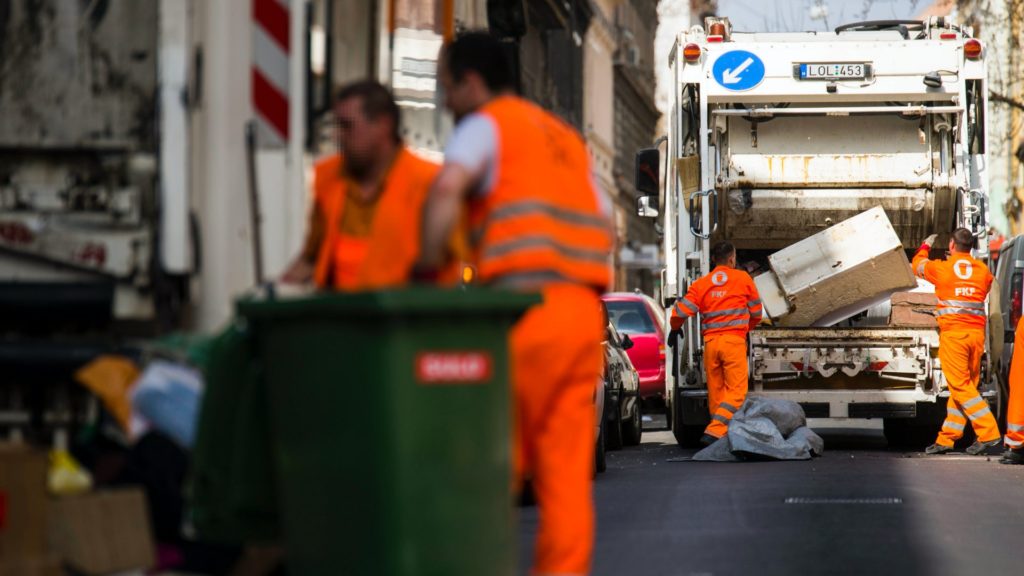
xmin=636 ymin=195 xmax=659 ymax=218
xmin=1006 ymin=330 xmax=1015 ymax=344
xmin=635 ymin=148 xmax=660 ymax=196
xmin=622 ymin=335 xmax=634 ymax=350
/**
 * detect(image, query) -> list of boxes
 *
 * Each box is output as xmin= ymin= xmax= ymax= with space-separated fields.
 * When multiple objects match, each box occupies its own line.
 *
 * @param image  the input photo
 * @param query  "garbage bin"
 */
xmin=237 ymin=288 xmax=538 ymax=576
xmin=187 ymin=324 xmax=280 ymax=545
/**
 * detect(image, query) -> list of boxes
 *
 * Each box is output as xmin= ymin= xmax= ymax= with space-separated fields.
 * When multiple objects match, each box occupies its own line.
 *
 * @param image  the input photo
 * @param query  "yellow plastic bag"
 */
xmin=48 ymin=449 xmax=93 ymax=495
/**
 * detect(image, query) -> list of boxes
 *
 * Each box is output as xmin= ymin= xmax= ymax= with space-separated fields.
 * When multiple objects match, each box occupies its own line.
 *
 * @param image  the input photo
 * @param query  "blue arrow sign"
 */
xmin=712 ymin=50 xmax=765 ymax=91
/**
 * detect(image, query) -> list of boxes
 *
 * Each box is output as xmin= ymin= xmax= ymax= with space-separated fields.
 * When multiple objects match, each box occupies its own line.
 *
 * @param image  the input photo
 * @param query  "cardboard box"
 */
xmin=0 ymin=444 xmax=49 ymax=562
xmin=0 ymin=556 xmax=63 ymax=576
xmin=49 ymin=488 xmax=155 ymax=575
xmin=891 ymin=292 xmax=938 ymax=307
xmin=889 ymin=305 xmax=938 ymax=328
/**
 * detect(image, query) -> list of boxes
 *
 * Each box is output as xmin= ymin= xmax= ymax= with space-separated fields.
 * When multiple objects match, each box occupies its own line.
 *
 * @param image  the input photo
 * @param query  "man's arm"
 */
xmin=281 ymin=201 xmax=326 ymax=284
xmin=911 ymin=233 xmax=938 ymax=282
xmin=418 ymin=164 xmax=477 ymax=270
xmin=416 ymin=114 xmax=495 ymax=273
xmin=670 ymin=283 xmax=701 ymax=330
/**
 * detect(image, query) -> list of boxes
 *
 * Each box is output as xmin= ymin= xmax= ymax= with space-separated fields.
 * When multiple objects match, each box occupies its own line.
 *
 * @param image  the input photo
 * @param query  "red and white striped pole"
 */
xmin=252 ymin=0 xmax=290 ymax=147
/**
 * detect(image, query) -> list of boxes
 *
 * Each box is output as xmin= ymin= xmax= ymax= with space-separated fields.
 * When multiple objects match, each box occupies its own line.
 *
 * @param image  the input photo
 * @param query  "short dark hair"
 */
xmin=711 ymin=242 xmax=735 ymax=265
xmin=445 ymin=31 xmax=515 ymax=92
xmin=335 ymin=80 xmax=401 ymax=143
xmin=952 ymin=227 xmax=977 ymax=252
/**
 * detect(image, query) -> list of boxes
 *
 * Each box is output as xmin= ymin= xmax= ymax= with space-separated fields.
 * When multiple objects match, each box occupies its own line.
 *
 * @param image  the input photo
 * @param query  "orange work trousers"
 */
xmin=1005 ymin=317 xmax=1024 ymax=450
xmin=935 ymin=329 xmax=1001 ymax=447
xmin=511 ymin=284 xmax=604 ymax=576
xmin=703 ymin=333 xmax=749 ymax=438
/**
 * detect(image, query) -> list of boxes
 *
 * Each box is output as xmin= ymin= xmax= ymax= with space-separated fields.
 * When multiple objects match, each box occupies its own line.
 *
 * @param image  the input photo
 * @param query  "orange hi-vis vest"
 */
xmin=467 ymin=96 xmax=612 ymax=293
xmin=671 ymin=265 xmax=763 ymax=338
xmin=912 ymin=245 xmax=992 ymax=332
xmin=312 ymin=148 xmax=440 ymax=290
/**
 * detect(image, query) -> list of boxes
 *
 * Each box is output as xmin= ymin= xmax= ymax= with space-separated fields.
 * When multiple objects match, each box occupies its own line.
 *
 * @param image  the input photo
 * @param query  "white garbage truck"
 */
xmin=636 ymin=16 xmax=1001 ymax=447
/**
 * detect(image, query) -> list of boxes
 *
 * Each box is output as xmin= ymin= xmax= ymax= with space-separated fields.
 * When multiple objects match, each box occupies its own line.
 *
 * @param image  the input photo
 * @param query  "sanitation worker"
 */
xmin=1000 ymin=316 xmax=1024 ymax=464
xmin=281 ymin=80 xmax=460 ymax=289
xmin=913 ymin=228 xmax=1002 ymax=455
xmin=668 ymin=241 xmax=762 ymax=446
xmin=415 ymin=32 xmax=612 ymax=576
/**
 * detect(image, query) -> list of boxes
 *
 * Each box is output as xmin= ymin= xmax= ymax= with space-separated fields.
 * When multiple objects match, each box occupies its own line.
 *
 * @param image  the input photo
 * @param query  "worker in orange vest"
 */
xmin=669 ymin=242 xmax=762 ymax=446
xmin=1002 ymin=316 xmax=1024 ymax=464
xmin=416 ymin=32 xmax=612 ymax=576
xmin=913 ymin=228 xmax=1002 ymax=455
xmin=281 ymin=80 xmax=458 ymax=290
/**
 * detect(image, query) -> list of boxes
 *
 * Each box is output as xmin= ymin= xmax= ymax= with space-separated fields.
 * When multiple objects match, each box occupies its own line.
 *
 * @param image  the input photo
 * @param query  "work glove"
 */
xmin=667 ymin=329 xmax=683 ymax=348
xmin=922 ymin=234 xmax=938 ymax=248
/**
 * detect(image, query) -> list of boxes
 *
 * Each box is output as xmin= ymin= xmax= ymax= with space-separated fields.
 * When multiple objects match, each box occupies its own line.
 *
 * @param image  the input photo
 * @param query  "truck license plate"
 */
xmin=798 ymin=62 xmax=869 ymax=80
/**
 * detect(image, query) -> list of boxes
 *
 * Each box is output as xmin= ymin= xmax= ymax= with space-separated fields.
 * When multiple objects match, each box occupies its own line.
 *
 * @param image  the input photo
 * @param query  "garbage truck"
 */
xmin=635 ymin=16 xmax=1000 ymax=447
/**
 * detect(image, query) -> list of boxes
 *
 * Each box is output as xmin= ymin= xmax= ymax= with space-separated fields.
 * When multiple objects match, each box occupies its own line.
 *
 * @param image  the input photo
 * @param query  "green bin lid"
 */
xmin=236 ymin=287 xmax=541 ymax=320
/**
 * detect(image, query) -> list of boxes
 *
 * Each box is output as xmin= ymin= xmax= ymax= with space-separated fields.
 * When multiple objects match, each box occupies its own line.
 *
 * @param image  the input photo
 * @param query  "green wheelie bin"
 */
xmin=236 ymin=288 xmax=537 ymax=576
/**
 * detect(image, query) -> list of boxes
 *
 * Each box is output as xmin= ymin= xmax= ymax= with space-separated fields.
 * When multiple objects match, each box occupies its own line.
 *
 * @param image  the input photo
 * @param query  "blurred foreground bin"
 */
xmin=188 ymin=324 xmax=280 ymax=544
xmin=237 ymin=288 xmax=537 ymax=576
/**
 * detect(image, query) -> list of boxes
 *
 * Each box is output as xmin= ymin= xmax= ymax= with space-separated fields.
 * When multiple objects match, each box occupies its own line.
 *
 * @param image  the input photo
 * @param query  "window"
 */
xmin=605 ymin=300 xmax=656 ymax=334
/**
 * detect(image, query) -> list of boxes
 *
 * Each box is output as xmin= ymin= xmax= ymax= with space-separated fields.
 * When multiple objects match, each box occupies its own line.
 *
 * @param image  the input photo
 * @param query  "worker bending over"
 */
xmin=416 ymin=32 xmax=612 ymax=576
xmin=669 ymin=242 xmax=762 ymax=446
xmin=913 ymin=228 xmax=1002 ymax=455
xmin=281 ymin=80 xmax=459 ymax=289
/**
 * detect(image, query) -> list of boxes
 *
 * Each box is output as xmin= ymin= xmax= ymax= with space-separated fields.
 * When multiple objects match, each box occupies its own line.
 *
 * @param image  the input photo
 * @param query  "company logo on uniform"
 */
xmin=712 ymin=271 xmax=729 ymax=286
xmin=415 ymin=351 xmax=493 ymax=384
xmin=712 ymin=50 xmax=766 ymax=91
xmin=953 ymin=260 xmax=973 ymax=280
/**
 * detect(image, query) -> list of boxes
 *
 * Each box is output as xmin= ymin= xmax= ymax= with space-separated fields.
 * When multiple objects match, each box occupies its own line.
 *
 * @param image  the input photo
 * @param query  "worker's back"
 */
xmin=468 ymin=96 xmax=611 ymax=293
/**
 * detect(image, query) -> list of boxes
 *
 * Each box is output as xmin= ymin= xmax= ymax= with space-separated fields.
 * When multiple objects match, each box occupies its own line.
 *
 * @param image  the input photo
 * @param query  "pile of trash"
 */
xmin=694 ymin=397 xmax=825 ymax=462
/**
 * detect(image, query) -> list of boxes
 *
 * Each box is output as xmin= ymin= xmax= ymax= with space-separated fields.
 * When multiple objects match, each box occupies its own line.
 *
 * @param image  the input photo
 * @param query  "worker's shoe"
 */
xmin=924 ymin=443 xmax=953 ymax=455
xmin=998 ymin=448 xmax=1024 ymax=465
xmin=965 ymin=437 xmax=1002 ymax=456
xmin=699 ymin=434 xmax=720 ymax=447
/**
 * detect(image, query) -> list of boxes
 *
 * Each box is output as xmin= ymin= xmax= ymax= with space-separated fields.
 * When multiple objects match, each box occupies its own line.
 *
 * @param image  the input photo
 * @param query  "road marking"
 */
xmin=785 ymin=497 xmax=902 ymax=505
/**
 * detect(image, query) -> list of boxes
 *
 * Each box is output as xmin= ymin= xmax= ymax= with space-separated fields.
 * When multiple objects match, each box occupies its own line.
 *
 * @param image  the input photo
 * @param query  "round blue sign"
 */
xmin=712 ymin=50 xmax=765 ymax=91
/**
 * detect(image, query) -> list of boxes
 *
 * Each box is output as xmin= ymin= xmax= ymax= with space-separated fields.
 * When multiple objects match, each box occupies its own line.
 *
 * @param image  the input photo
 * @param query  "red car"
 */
xmin=601 ymin=291 xmax=667 ymax=404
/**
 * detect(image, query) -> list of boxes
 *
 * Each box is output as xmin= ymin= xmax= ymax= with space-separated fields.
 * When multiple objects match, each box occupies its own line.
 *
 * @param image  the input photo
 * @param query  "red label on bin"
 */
xmin=415 ymin=352 xmax=493 ymax=384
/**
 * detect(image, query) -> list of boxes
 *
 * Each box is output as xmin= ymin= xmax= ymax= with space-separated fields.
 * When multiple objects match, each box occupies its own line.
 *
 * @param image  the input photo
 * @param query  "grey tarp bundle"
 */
xmin=693 ymin=397 xmax=825 ymax=461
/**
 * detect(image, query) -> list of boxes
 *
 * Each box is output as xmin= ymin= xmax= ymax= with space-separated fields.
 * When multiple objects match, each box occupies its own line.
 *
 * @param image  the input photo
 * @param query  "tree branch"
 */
xmin=990 ymin=90 xmax=1024 ymax=112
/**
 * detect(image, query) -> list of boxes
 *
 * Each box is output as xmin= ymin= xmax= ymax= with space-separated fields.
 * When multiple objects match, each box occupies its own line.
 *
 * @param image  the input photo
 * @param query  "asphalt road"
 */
xmin=518 ymin=416 xmax=1024 ymax=576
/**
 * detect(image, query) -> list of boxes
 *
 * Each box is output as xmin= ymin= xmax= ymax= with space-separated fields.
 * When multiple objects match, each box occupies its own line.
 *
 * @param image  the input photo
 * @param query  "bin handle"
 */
xmin=689 ymin=189 xmax=718 ymax=240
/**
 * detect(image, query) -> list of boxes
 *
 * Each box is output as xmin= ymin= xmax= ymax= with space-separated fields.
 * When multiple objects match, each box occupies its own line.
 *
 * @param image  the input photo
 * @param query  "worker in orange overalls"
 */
xmin=913 ymin=228 xmax=1002 ymax=455
xmin=415 ymin=32 xmax=612 ymax=576
xmin=1000 ymin=316 xmax=1024 ymax=464
xmin=281 ymin=80 xmax=459 ymax=290
xmin=669 ymin=242 xmax=762 ymax=446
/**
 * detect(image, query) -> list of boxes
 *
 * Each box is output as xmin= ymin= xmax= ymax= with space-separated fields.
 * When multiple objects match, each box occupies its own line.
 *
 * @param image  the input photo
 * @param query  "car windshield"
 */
xmin=605 ymin=300 xmax=656 ymax=334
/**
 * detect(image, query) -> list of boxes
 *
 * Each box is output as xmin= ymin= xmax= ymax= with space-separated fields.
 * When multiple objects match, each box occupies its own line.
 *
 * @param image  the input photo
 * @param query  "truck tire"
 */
xmin=883 ymin=418 xmax=937 ymax=449
xmin=671 ymin=386 xmax=704 ymax=448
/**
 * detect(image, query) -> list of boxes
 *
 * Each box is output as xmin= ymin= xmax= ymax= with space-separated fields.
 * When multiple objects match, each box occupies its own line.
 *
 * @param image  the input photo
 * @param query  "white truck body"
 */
xmin=645 ymin=17 xmax=996 ymax=445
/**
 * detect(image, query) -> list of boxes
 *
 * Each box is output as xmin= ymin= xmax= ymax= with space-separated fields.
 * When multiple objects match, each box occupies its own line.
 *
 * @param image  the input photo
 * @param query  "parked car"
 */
xmin=602 ymin=318 xmax=642 ymax=450
xmin=991 ymin=235 xmax=1022 ymax=426
xmin=602 ymin=291 xmax=667 ymax=406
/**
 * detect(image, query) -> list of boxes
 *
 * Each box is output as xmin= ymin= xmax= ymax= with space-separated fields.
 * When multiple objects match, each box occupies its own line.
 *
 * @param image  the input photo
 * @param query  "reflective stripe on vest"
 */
xmin=934 ymin=308 xmax=986 ymax=317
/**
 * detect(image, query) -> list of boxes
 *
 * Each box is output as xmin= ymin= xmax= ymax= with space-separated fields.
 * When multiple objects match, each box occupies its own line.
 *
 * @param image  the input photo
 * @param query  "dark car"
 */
xmin=991 ymin=236 xmax=1022 ymax=425
xmin=602 ymin=319 xmax=642 ymax=450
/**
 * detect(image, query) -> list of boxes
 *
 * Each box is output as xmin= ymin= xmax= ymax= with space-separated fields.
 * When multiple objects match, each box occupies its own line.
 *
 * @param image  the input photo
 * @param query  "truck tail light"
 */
xmin=658 ymin=344 xmax=666 ymax=361
xmin=965 ymin=38 xmax=983 ymax=59
xmin=940 ymin=32 xmax=957 ymax=40
xmin=1011 ymin=271 xmax=1023 ymax=330
xmin=706 ymin=35 xmax=724 ymax=43
xmin=682 ymin=43 xmax=702 ymax=62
